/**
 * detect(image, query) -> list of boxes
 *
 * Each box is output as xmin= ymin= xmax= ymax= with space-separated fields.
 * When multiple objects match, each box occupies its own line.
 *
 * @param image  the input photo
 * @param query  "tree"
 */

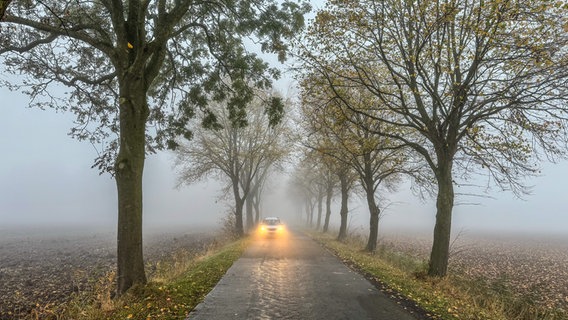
xmin=299 ymin=75 xmax=406 ymax=250
xmin=0 ymin=0 xmax=309 ymax=294
xmin=301 ymin=0 xmax=568 ymax=275
xmin=175 ymin=91 xmax=290 ymax=236
xmin=335 ymin=161 xmax=355 ymax=241
xmin=287 ymin=152 xmax=325 ymax=227
xmin=297 ymin=139 xmax=356 ymax=239
xmin=320 ymin=159 xmax=337 ymax=233
xmin=248 ymin=161 xmax=277 ymax=225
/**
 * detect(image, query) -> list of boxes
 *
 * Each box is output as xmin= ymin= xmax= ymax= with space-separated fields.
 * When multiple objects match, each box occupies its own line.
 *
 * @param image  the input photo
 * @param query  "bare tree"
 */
xmin=248 ymin=161 xmax=277 ymax=225
xmin=287 ymin=152 xmax=326 ymax=227
xmin=300 ymin=0 xmax=568 ymax=276
xmin=175 ymin=91 xmax=291 ymax=236
xmin=299 ymin=76 xmax=408 ymax=250
xmin=0 ymin=0 xmax=308 ymax=294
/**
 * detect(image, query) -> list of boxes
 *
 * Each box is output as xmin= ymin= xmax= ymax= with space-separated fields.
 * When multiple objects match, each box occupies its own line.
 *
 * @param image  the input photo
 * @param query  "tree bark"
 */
xmin=234 ymin=197 xmax=245 ymax=237
xmin=428 ymin=158 xmax=455 ymax=277
xmin=323 ymin=184 xmax=332 ymax=233
xmin=316 ymin=194 xmax=323 ymax=230
xmin=304 ymin=200 xmax=310 ymax=226
xmin=232 ymin=172 xmax=245 ymax=236
xmin=245 ymin=196 xmax=254 ymax=231
xmin=115 ymin=78 xmax=148 ymax=295
xmin=362 ymin=157 xmax=381 ymax=252
xmin=307 ymin=199 xmax=315 ymax=227
xmin=0 ymin=0 xmax=11 ymax=20
xmin=253 ymin=188 xmax=261 ymax=224
xmin=337 ymin=172 xmax=349 ymax=241
xmin=364 ymin=183 xmax=380 ymax=252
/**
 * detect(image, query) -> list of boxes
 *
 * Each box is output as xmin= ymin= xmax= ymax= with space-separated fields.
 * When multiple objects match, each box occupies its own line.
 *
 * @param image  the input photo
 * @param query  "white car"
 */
xmin=258 ymin=217 xmax=285 ymax=236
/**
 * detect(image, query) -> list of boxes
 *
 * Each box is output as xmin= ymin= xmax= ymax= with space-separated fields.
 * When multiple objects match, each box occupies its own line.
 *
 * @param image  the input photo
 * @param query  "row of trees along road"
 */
xmin=287 ymin=150 xmax=342 ymax=232
xmin=295 ymin=0 xmax=568 ymax=277
xmin=0 ymin=0 xmax=310 ymax=294
xmin=174 ymin=90 xmax=292 ymax=237
xmin=298 ymin=78 xmax=415 ymax=251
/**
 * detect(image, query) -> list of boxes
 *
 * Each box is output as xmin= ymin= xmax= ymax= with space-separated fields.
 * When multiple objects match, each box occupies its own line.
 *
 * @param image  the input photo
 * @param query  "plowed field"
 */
xmin=0 ymin=226 xmax=215 ymax=319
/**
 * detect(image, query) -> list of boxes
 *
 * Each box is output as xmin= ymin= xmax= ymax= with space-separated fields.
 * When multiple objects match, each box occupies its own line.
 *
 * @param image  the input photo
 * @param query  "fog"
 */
xmin=2 ymin=79 xmax=568 ymax=237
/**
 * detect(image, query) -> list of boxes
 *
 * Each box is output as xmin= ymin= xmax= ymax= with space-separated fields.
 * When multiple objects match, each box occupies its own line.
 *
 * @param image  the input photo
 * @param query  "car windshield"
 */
xmin=263 ymin=219 xmax=280 ymax=225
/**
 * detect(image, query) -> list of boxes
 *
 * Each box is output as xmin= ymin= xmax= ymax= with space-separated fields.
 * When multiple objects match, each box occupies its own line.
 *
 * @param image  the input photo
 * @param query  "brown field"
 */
xmin=0 ymin=225 xmax=216 ymax=320
xmin=1 ymin=226 xmax=567 ymax=319
xmin=379 ymin=229 xmax=568 ymax=312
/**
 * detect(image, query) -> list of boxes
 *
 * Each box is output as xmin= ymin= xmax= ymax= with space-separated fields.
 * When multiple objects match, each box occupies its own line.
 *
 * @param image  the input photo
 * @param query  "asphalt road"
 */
xmin=187 ymin=229 xmax=419 ymax=320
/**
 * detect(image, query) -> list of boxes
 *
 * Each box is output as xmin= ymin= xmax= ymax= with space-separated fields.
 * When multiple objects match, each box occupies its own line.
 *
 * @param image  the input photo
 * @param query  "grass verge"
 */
xmin=52 ymin=237 xmax=248 ymax=320
xmin=310 ymin=231 xmax=567 ymax=320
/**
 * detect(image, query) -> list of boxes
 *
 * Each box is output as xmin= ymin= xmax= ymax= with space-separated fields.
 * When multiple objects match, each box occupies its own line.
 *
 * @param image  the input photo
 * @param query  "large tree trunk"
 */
xmin=234 ymin=198 xmax=245 ymax=237
xmin=245 ymin=196 xmax=254 ymax=231
xmin=232 ymin=176 xmax=245 ymax=237
xmin=428 ymin=158 xmax=455 ymax=277
xmin=337 ymin=173 xmax=349 ymax=241
xmin=365 ymin=185 xmax=380 ymax=252
xmin=363 ymin=158 xmax=380 ymax=252
xmin=323 ymin=184 xmax=332 ymax=233
xmin=115 ymin=79 xmax=148 ymax=295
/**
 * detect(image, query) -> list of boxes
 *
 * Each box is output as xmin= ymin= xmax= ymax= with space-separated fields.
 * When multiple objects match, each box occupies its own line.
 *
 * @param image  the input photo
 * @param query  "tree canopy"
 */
xmin=175 ymin=89 xmax=292 ymax=236
xmin=298 ymin=0 xmax=568 ymax=276
xmin=0 ymin=0 xmax=309 ymax=294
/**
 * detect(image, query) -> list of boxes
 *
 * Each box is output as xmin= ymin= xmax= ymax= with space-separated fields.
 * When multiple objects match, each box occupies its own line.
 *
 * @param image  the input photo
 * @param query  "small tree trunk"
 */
xmin=308 ymin=200 xmax=315 ymax=226
xmin=337 ymin=173 xmax=349 ymax=241
xmin=316 ymin=195 xmax=323 ymax=230
xmin=253 ymin=190 xmax=261 ymax=224
xmin=310 ymin=202 xmax=314 ymax=227
xmin=305 ymin=200 xmax=311 ymax=226
xmin=428 ymin=158 xmax=454 ymax=277
xmin=115 ymin=80 xmax=148 ymax=295
xmin=323 ymin=185 xmax=332 ymax=233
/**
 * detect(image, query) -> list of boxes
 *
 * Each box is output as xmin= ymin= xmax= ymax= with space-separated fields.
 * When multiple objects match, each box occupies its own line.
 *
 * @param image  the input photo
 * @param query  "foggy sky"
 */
xmin=2 ymin=6 xmax=568 ymax=237
xmin=1 ymin=83 xmax=568 ymax=236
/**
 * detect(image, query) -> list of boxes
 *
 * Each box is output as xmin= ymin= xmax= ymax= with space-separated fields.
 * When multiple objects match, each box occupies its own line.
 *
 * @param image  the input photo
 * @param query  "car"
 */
xmin=258 ymin=217 xmax=285 ymax=236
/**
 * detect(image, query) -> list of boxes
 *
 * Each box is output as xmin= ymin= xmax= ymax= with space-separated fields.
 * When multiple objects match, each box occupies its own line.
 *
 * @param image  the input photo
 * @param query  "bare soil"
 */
xmin=0 ymin=225 xmax=217 ymax=319
xmin=2 ymin=226 xmax=566 ymax=319
xmin=380 ymin=230 xmax=568 ymax=311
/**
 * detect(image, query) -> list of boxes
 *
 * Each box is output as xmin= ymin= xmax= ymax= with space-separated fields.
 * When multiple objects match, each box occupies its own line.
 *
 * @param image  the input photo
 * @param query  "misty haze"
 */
xmin=1 ymin=0 xmax=568 ymax=319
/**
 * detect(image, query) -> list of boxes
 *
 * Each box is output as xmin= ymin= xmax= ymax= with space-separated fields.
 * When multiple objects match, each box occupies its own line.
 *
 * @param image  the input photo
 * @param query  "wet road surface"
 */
xmin=187 ymin=229 xmax=419 ymax=320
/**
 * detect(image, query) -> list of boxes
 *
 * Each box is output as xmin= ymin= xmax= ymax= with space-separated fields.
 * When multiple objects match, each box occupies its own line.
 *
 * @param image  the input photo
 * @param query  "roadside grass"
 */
xmin=310 ymin=231 xmax=567 ymax=320
xmin=42 ymin=237 xmax=248 ymax=320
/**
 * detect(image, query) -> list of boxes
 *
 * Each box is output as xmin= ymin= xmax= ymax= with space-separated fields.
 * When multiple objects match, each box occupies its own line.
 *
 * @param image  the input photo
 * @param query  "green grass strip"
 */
xmin=310 ymin=232 xmax=567 ymax=320
xmin=61 ymin=238 xmax=249 ymax=320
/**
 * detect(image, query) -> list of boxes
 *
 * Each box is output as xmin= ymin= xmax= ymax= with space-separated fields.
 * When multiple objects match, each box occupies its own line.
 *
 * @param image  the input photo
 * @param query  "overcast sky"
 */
xmin=1 ymin=78 xmax=567 ymax=236
xmin=1 ymin=0 xmax=567 ymax=236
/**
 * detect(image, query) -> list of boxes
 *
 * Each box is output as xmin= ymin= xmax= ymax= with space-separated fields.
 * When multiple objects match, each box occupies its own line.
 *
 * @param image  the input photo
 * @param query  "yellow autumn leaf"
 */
xmin=127 ymin=42 xmax=133 ymax=49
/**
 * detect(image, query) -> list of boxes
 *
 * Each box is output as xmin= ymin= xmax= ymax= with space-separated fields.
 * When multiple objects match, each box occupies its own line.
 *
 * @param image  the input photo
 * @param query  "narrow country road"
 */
xmin=187 ymin=229 xmax=421 ymax=320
